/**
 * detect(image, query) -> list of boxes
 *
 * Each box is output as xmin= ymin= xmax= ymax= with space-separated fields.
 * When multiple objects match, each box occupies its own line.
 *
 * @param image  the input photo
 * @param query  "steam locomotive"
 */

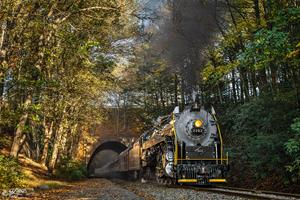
xmin=95 ymin=97 xmax=229 ymax=185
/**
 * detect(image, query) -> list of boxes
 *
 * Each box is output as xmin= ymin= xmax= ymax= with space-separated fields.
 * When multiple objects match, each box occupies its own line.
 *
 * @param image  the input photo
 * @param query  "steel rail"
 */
xmin=179 ymin=185 xmax=300 ymax=200
xmin=216 ymin=186 xmax=300 ymax=199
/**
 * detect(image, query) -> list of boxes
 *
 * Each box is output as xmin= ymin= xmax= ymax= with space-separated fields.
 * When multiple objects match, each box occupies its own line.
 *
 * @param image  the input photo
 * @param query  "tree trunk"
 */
xmin=270 ymin=66 xmax=278 ymax=93
xmin=67 ymin=124 xmax=79 ymax=158
xmin=180 ymin=78 xmax=185 ymax=109
xmin=154 ymin=92 xmax=159 ymax=107
xmin=258 ymin=68 xmax=268 ymax=93
xmin=58 ymin=131 xmax=68 ymax=160
xmin=48 ymin=106 xmax=67 ymax=171
xmin=0 ymin=2 xmax=23 ymax=64
xmin=225 ymin=0 xmax=237 ymax=28
xmin=0 ymin=20 xmax=7 ymax=101
xmin=231 ymin=70 xmax=237 ymax=103
xmin=263 ymin=0 xmax=272 ymax=28
xmin=217 ymin=83 xmax=223 ymax=104
xmin=239 ymin=68 xmax=245 ymax=103
xmin=174 ymin=74 xmax=178 ymax=106
xmin=253 ymin=0 xmax=261 ymax=25
xmin=240 ymin=68 xmax=250 ymax=101
xmin=159 ymin=81 xmax=165 ymax=108
xmin=251 ymin=71 xmax=257 ymax=97
xmin=40 ymin=120 xmax=54 ymax=165
xmin=48 ymin=122 xmax=64 ymax=171
xmin=10 ymin=95 xmax=31 ymax=157
xmin=22 ymin=140 xmax=32 ymax=158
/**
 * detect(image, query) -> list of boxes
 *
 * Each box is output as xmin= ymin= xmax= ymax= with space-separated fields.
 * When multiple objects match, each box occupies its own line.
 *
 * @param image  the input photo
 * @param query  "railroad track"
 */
xmin=112 ymin=178 xmax=300 ymax=199
xmin=183 ymin=185 xmax=300 ymax=200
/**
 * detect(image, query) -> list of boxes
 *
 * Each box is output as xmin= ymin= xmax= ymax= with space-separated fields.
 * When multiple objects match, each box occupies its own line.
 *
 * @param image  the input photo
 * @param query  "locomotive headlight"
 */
xmin=194 ymin=119 xmax=203 ymax=128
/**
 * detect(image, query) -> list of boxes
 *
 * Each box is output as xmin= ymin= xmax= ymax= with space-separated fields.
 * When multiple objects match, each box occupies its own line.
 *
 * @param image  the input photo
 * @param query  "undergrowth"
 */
xmin=0 ymin=155 xmax=24 ymax=189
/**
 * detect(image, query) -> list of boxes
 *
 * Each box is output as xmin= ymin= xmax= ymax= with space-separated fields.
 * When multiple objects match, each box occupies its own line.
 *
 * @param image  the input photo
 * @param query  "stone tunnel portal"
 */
xmin=87 ymin=141 xmax=127 ymax=177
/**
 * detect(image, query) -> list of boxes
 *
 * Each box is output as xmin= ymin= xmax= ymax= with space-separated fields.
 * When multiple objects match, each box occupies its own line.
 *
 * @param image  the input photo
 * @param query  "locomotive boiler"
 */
xmin=94 ymin=97 xmax=229 ymax=185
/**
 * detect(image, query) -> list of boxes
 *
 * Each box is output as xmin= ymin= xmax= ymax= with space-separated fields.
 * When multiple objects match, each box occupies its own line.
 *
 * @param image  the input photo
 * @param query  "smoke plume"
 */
xmin=149 ymin=0 xmax=220 ymax=98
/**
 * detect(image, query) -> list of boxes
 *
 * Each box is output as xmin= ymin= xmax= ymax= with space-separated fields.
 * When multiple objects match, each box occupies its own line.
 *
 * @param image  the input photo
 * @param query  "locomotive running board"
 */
xmin=178 ymin=179 xmax=198 ymax=183
xmin=178 ymin=179 xmax=227 ymax=183
xmin=208 ymin=179 xmax=227 ymax=183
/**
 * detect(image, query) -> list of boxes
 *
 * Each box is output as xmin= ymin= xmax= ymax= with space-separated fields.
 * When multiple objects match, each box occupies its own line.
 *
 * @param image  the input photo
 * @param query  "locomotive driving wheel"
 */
xmin=155 ymin=144 xmax=175 ymax=186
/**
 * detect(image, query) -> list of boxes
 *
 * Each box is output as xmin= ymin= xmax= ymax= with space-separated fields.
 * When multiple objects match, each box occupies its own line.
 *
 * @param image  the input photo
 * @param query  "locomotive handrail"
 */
xmin=172 ymin=113 xmax=178 ymax=165
xmin=212 ymin=112 xmax=224 ymax=164
xmin=177 ymin=158 xmax=229 ymax=161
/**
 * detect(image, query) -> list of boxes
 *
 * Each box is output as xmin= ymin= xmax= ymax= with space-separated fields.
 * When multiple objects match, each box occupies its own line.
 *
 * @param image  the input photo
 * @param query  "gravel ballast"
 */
xmin=27 ymin=179 xmax=252 ymax=200
xmin=113 ymin=179 xmax=251 ymax=200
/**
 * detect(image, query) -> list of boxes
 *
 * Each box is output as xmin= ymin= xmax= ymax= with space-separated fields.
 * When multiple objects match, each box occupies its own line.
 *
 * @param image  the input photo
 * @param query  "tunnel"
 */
xmin=87 ymin=141 xmax=127 ymax=177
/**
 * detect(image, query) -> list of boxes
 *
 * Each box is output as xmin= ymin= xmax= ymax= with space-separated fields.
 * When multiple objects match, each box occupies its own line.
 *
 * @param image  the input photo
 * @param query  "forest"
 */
xmin=0 ymin=0 xmax=299 ymax=193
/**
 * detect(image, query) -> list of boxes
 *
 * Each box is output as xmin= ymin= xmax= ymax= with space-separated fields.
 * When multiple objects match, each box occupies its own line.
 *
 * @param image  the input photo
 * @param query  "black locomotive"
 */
xmin=95 ymin=98 xmax=229 ymax=185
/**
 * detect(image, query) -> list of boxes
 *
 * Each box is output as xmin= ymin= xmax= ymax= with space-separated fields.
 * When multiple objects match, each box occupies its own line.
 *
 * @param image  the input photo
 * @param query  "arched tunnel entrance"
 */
xmin=87 ymin=141 xmax=127 ymax=177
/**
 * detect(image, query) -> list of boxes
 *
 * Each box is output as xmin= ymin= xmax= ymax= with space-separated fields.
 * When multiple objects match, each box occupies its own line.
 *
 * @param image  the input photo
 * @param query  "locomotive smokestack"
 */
xmin=191 ymin=94 xmax=201 ymax=111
